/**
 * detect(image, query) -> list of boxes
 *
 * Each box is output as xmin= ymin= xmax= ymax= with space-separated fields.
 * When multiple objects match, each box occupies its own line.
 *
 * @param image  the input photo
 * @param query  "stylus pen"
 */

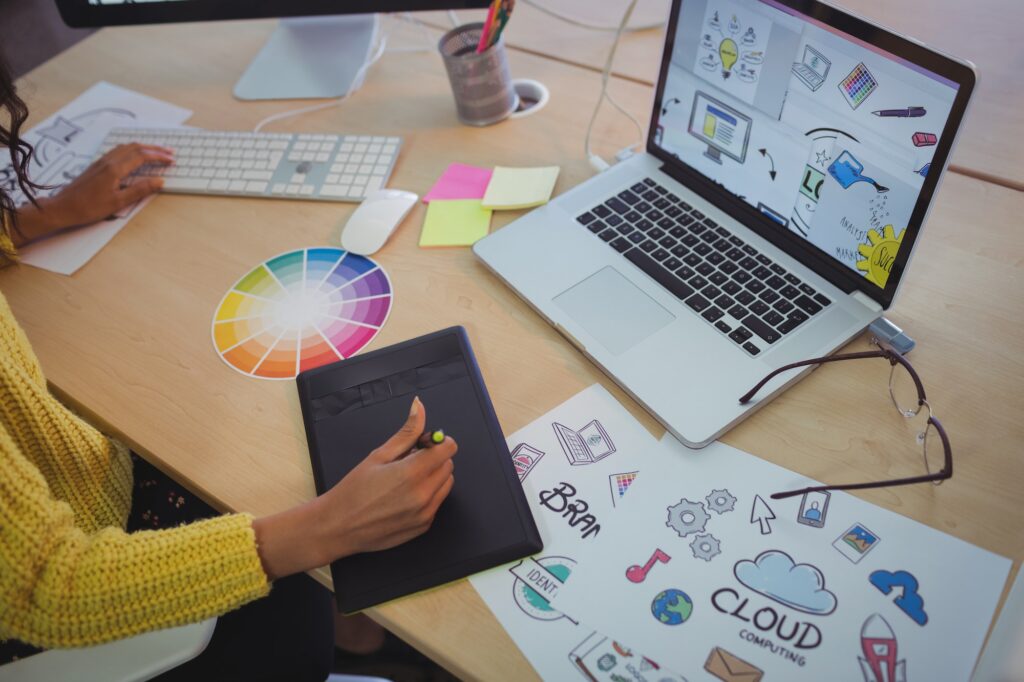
xmin=871 ymin=106 xmax=926 ymax=117
xmin=417 ymin=429 xmax=446 ymax=449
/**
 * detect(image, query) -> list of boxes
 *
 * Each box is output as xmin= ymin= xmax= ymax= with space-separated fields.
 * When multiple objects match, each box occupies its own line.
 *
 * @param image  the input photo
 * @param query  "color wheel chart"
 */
xmin=212 ymin=248 xmax=392 ymax=379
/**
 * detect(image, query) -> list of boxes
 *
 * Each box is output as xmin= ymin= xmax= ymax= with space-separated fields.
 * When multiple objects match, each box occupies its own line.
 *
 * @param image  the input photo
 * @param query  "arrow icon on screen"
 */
xmin=758 ymin=148 xmax=777 ymax=181
xmin=750 ymin=495 xmax=776 ymax=535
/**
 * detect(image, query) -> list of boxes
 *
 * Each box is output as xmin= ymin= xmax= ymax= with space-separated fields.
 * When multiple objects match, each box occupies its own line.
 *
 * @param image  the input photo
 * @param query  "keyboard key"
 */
xmin=784 ymin=273 xmax=801 ymax=286
xmin=739 ymin=257 xmax=758 ymax=270
xmin=813 ymin=293 xmax=832 ymax=307
xmin=692 ymin=210 xmax=705 ymax=220
xmin=794 ymin=295 xmax=823 ymax=315
xmin=752 ymin=266 xmax=772 ymax=280
xmin=695 ymin=243 xmax=712 ymax=256
xmin=657 ymin=217 xmax=675 ymax=230
xmin=720 ymin=261 xmax=738 ymax=275
xmin=701 ymin=231 xmax=719 ymax=243
xmin=659 ymin=236 xmax=676 ymax=248
xmin=742 ymin=244 xmax=758 ymax=256
xmin=750 ymin=301 xmax=769 ymax=316
xmin=617 ymin=224 xmax=636 ymax=235
xmin=773 ymin=299 xmax=794 ymax=314
xmin=628 ymin=232 xmax=645 ymax=244
xmin=715 ymin=320 xmax=732 ymax=334
xmin=709 ymin=272 xmax=728 ymax=286
xmin=789 ymin=309 xmax=809 ymax=324
xmin=605 ymin=197 xmax=629 ymax=214
xmin=743 ymin=315 xmax=782 ymax=344
xmin=716 ymin=294 xmax=735 ymax=309
xmin=713 ymin=239 xmax=731 ymax=252
xmin=654 ymin=186 xmax=668 ymax=195
xmin=696 ymin=262 xmax=715 ymax=276
xmin=689 ymin=275 xmax=708 ymax=290
xmin=643 ymin=177 xmax=657 ymax=186
xmin=729 ymin=327 xmax=753 ymax=344
xmin=756 ymin=254 xmax=772 ymax=266
xmin=642 ymin=190 xmax=660 ymax=202
xmin=714 ymin=226 xmax=730 ymax=238
xmin=606 ymin=214 xmax=624 ymax=227
xmin=611 ymin=237 xmax=632 ymax=252
xmin=637 ymin=219 xmax=655 ymax=232
xmin=769 ymin=263 xmax=786 ymax=275
xmin=736 ymin=291 xmax=755 ymax=305
xmin=593 ymin=205 xmax=611 ymax=218
xmin=640 ymin=240 xmax=658 ymax=253
xmin=576 ymin=211 xmax=596 ymax=225
xmin=780 ymin=285 xmax=800 ymax=299
xmin=685 ymin=294 xmax=711 ymax=313
xmin=707 ymin=252 xmax=725 ymax=266
xmin=665 ymin=205 xmax=683 ymax=218
xmin=666 ymin=192 xmax=681 ymax=204
xmin=681 ymin=234 xmax=699 ymax=247
xmin=683 ymin=254 xmax=701 ymax=267
xmin=663 ymin=257 xmax=683 ymax=271
xmin=690 ymin=221 xmax=707 ymax=235
xmin=652 ymin=248 xmax=671 ymax=261
xmin=624 ymin=210 xmax=642 ymax=222
xmin=630 ymin=182 xmax=647 ymax=193
xmin=763 ymin=311 xmax=785 ymax=327
xmin=654 ymin=198 xmax=671 ymax=210
xmin=743 ymin=342 xmax=761 ymax=356
xmin=618 ymin=189 xmax=640 ymax=204
xmin=745 ymin=280 xmax=766 ymax=294
xmin=645 ymin=209 xmax=663 ymax=221
xmin=702 ymin=285 xmax=722 ymax=300
xmin=669 ymin=226 xmax=686 ymax=238
xmin=759 ymin=290 xmax=780 ymax=304
xmin=635 ymin=201 xmax=652 ymax=213
xmin=726 ymin=247 xmax=744 ymax=261
xmin=722 ymin=281 xmax=741 ymax=295
xmin=733 ymin=271 xmax=752 ymax=284
xmin=799 ymin=283 xmax=817 ymax=297
xmin=625 ymin=249 xmax=695 ymax=301
xmin=599 ymin=228 xmax=617 ymax=242
xmin=670 ymin=245 xmax=689 ymax=258
xmin=676 ymin=265 xmax=695 ymax=279
xmin=587 ymin=220 xmax=606 ymax=234
xmin=677 ymin=214 xmax=695 ymax=226
xmin=649 ymin=227 xmax=666 ymax=240
xmin=729 ymin=235 xmax=744 ymax=246
xmin=163 ymin=177 xmax=211 ymax=191
xmin=766 ymin=275 xmax=786 ymax=290
xmin=702 ymin=307 xmax=724 ymax=323
xmin=728 ymin=304 xmax=748 ymax=320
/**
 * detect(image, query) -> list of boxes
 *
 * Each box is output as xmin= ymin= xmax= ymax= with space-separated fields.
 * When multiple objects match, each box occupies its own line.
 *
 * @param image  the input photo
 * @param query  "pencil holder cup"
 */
xmin=439 ymin=22 xmax=520 ymax=127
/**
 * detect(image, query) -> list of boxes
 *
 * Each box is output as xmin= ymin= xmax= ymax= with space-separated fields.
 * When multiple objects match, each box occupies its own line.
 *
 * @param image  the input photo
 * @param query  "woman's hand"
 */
xmin=253 ymin=397 xmax=457 ymax=581
xmin=13 ymin=143 xmax=173 ymax=246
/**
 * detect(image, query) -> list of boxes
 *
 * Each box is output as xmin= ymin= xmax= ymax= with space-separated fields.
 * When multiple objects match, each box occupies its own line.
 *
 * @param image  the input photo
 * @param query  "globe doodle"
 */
xmin=651 ymin=589 xmax=694 ymax=625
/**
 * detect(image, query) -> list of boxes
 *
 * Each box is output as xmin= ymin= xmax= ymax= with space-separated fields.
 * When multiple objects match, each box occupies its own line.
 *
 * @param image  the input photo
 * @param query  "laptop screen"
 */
xmin=650 ymin=0 xmax=961 ymax=293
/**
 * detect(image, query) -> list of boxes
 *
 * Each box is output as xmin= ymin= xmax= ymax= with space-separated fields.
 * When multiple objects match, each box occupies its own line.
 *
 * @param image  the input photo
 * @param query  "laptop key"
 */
xmin=702 ymin=306 xmax=724 ymax=323
xmin=676 ymin=265 xmax=695 ymax=279
xmin=671 ymin=245 xmax=689 ymax=258
xmin=713 ymin=239 xmax=731 ymax=252
xmin=625 ymin=249 xmax=695 ymax=301
xmin=683 ymin=253 xmax=701 ymax=266
xmin=649 ymin=227 xmax=666 ymax=240
xmin=624 ymin=210 xmax=642 ymax=222
xmin=685 ymin=293 xmax=711 ymax=313
xmin=723 ymin=281 xmax=741 ymax=295
xmin=729 ymin=327 xmax=753 ymax=344
xmin=605 ymin=197 xmax=629 ymax=214
xmin=637 ymin=219 xmax=655 ymax=232
xmin=714 ymin=226 xmax=730 ymax=238
xmin=617 ymin=224 xmax=635 ymax=235
xmin=756 ymin=254 xmax=772 ymax=266
xmin=733 ymin=271 xmax=752 ymax=284
xmin=739 ymin=256 xmax=758 ymax=270
xmin=784 ymin=273 xmax=801 ymax=286
xmin=769 ymin=263 xmax=786 ymax=276
xmin=669 ymin=226 xmax=686 ymax=238
xmin=588 ymin=220 xmax=607 ymax=234
xmin=599 ymin=228 xmax=617 ymax=242
xmin=689 ymin=275 xmax=708 ymax=290
xmin=813 ymin=293 xmax=832 ymax=307
xmin=652 ymin=248 xmax=671 ymax=261
xmin=646 ymin=209 xmax=663 ymax=221
xmin=736 ymin=291 xmax=755 ymax=305
xmin=745 ymin=280 xmax=766 ymax=294
xmin=695 ymin=243 xmax=713 ymax=256
xmin=663 ymin=257 xmax=683 ymax=271
xmin=743 ymin=315 xmax=781 ymax=344
xmin=640 ymin=240 xmax=658 ymax=253
xmin=611 ymin=237 xmax=632 ymax=253
xmin=716 ymin=294 xmax=735 ymax=309
xmin=726 ymin=247 xmax=744 ymax=261
xmin=707 ymin=252 xmax=726 ymax=266
xmin=618 ymin=189 xmax=640 ymax=204
xmin=635 ymin=201 xmax=651 ymax=213
xmin=654 ymin=198 xmax=671 ymax=210
xmin=677 ymin=214 xmax=695 ymax=226
xmin=788 ymin=309 xmax=809 ymax=325
xmin=631 ymin=182 xmax=647 ymax=193
xmin=654 ymin=186 xmax=668 ymax=195
xmin=665 ymin=205 xmax=683 ymax=218
xmin=703 ymin=285 xmax=722 ymax=300
xmin=720 ymin=261 xmax=739 ymax=275
xmin=577 ymin=212 xmax=596 ymax=225
xmin=759 ymin=290 xmax=780 ymax=304
xmin=766 ymin=275 xmax=786 ymax=290
xmin=742 ymin=244 xmax=758 ymax=256
xmin=642 ymin=190 xmax=660 ymax=202
xmin=752 ymin=266 xmax=772 ymax=280
xmin=606 ymin=214 xmax=624 ymax=227
xmin=643 ymin=177 xmax=656 ymax=187
xmin=690 ymin=221 xmax=707 ymax=234
xmin=709 ymin=272 xmax=728 ymax=286
xmin=776 ymin=317 xmax=803 ymax=335
xmin=628 ymin=232 xmax=645 ymax=244
xmin=763 ymin=311 xmax=785 ymax=327
xmin=750 ymin=300 xmax=769 ymax=316
xmin=773 ymin=299 xmax=794 ymax=314
xmin=679 ymin=200 xmax=692 ymax=211
xmin=659 ymin=236 xmax=676 ymax=248
xmin=799 ymin=283 xmax=817 ymax=297
xmin=696 ymin=262 xmax=715 ymax=276
xmin=794 ymin=295 xmax=822 ymax=315
xmin=780 ymin=285 xmax=800 ymax=299
xmin=701 ymin=231 xmax=719 ymax=243
xmin=729 ymin=235 xmax=744 ymax=247
xmin=658 ymin=217 xmax=675 ymax=230
xmin=692 ymin=210 xmax=706 ymax=220
xmin=743 ymin=342 xmax=761 ymax=356
xmin=593 ymin=205 xmax=611 ymax=218
xmin=715 ymin=320 xmax=732 ymax=334
xmin=682 ymin=234 xmax=700 ymax=247
xmin=666 ymin=192 xmax=681 ymax=204
xmin=729 ymin=304 xmax=748 ymax=320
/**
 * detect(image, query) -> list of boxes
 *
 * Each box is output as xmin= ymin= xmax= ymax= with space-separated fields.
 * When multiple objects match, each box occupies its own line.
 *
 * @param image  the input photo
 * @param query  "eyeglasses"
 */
xmin=738 ymin=342 xmax=952 ymax=500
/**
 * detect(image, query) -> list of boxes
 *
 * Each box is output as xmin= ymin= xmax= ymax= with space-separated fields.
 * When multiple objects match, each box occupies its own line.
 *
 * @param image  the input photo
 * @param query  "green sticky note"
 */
xmin=481 ymin=166 xmax=561 ymax=210
xmin=418 ymin=199 xmax=493 ymax=247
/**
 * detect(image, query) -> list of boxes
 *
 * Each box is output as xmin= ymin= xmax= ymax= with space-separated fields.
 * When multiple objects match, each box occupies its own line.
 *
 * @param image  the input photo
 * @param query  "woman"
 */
xmin=0 ymin=55 xmax=456 ymax=679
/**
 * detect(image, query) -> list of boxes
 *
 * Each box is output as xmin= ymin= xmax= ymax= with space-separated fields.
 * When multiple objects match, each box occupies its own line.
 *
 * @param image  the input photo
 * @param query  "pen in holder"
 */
xmin=439 ymin=23 xmax=519 ymax=127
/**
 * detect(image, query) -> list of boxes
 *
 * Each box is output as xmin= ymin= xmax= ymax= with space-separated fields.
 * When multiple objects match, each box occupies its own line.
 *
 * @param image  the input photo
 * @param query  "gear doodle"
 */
xmin=690 ymin=533 xmax=722 ymax=561
xmin=705 ymin=489 xmax=737 ymax=514
xmin=665 ymin=499 xmax=710 ymax=537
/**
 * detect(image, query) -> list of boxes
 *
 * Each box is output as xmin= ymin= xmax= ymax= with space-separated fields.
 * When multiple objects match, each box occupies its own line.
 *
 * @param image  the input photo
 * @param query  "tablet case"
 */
xmin=296 ymin=326 xmax=543 ymax=612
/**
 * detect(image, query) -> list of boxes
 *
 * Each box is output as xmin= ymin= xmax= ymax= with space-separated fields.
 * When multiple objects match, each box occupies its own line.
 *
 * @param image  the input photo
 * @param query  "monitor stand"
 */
xmin=703 ymin=145 xmax=723 ymax=164
xmin=234 ymin=15 xmax=379 ymax=101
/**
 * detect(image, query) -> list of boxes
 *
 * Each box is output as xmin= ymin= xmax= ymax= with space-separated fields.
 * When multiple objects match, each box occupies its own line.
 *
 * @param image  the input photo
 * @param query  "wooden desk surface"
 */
xmin=4 ymin=15 xmax=1023 ymax=681
xmin=436 ymin=0 xmax=1024 ymax=190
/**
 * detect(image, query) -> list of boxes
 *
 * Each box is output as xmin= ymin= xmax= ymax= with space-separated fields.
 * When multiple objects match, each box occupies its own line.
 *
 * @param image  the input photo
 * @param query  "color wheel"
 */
xmin=212 ymin=248 xmax=392 ymax=379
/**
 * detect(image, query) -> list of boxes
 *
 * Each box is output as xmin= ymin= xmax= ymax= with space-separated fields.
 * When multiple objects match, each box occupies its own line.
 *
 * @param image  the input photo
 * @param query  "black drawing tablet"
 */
xmin=296 ymin=326 xmax=542 ymax=613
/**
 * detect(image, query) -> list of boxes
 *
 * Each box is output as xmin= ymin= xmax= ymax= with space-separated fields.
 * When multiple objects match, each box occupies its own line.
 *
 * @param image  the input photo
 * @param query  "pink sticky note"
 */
xmin=422 ymin=163 xmax=493 ymax=203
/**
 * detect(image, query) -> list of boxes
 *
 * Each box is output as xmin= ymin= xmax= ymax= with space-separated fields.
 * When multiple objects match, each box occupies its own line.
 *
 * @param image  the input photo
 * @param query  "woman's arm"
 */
xmin=11 ymin=143 xmax=173 ymax=247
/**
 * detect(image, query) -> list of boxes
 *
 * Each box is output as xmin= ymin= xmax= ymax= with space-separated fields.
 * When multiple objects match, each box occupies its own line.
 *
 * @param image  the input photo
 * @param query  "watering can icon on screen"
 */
xmin=828 ymin=150 xmax=889 ymax=193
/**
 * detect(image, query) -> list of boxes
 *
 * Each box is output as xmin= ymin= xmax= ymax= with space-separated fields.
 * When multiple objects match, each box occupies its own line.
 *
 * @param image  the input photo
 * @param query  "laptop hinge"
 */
xmin=851 ymin=290 xmax=883 ymax=314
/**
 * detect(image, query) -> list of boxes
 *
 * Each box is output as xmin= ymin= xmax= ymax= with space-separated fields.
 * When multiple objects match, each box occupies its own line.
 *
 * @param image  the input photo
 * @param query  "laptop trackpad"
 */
xmin=553 ymin=267 xmax=674 ymax=355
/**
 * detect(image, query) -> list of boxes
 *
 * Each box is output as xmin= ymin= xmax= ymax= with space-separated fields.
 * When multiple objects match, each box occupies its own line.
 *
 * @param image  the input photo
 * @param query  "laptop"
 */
xmin=474 ymin=0 xmax=975 ymax=448
xmin=792 ymin=44 xmax=831 ymax=91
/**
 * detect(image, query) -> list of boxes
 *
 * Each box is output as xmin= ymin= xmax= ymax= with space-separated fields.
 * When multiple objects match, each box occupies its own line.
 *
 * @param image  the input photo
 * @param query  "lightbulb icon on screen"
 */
xmin=719 ymin=38 xmax=738 ymax=79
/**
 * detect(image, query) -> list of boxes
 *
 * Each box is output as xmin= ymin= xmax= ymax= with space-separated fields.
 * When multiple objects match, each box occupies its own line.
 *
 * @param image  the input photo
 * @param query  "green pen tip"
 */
xmin=431 ymin=430 xmax=445 ymax=444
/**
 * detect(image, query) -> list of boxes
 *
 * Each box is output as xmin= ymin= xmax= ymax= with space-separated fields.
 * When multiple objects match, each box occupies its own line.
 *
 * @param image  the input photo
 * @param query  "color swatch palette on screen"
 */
xmin=838 ymin=62 xmax=878 ymax=109
xmin=212 ymin=248 xmax=392 ymax=379
xmin=609 ymin=471 xmax=639 ymax=506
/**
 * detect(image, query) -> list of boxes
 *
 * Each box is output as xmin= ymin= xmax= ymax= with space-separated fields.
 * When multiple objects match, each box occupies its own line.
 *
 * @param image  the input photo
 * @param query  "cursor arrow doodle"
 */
xmin=750 ymin=495 xmax=776 ymax=535
xmin=758 ymin=148 xmax=777 ymax=181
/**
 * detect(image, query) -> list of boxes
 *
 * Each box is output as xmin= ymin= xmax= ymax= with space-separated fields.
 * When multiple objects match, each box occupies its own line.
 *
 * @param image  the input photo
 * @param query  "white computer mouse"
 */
xmin=340 ymin=189 xmax=419 ymax=255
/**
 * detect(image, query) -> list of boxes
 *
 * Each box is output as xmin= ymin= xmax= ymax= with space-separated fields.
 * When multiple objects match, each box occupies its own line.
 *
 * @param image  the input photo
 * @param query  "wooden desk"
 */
xmin=436 ymin=0 xmax=1024 ymax=190
xmin=4 ymin=15 xmax=1023 ymax=681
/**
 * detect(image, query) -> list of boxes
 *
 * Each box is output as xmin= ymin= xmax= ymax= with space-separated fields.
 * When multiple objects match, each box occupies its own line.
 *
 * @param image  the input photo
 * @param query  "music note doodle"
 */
xmin=626 ymin=549 xmax=672 ymax=583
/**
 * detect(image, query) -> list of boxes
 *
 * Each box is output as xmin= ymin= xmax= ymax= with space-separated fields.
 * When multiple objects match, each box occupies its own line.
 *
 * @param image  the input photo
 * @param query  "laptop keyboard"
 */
xmin=575 ymin=177 xmax=832 ymax=356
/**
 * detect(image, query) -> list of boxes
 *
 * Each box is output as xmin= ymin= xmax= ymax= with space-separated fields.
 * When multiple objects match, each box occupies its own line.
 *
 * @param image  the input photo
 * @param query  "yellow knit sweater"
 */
xmin=0 ymin=287 xmax=270 ymax=648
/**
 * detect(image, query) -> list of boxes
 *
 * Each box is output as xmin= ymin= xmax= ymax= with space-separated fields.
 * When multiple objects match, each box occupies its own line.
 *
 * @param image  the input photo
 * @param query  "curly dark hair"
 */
xmin=0 ymin=51 xmax=43 ymax=238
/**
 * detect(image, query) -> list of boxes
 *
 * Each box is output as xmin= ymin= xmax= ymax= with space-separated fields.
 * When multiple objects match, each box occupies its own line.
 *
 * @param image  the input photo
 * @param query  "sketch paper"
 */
xmin=3 ymin=82 xmax=192 ymax=275
xmin=470 ymin=385 xmax=686 ymax=682
xmin=553 ymin=435 xmax=1011 ymax=682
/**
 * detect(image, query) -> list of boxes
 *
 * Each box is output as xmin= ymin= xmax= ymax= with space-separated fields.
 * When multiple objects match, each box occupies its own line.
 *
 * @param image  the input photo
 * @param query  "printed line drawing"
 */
xmin=914 ymin=162 xmax=931 ymax=178
xmin=569 ymin=633 xmax=684 ymax=682
xmin=859 ymin=613 xmax=907 ymax=682
xmin=792 ymin=44 xmax=832 ymax=91
xmin=553 ymin=419 xmax=616 ymax=465
xmin=666 ymin=498 xmax=711 ymax=537
xmin=838 ymin=62 xmax=879 ymax=110
xmin=833 ymin=523 xmax=882 ymax=563
xmin=510 ymin=443 xmax=545 ymax=482
xmin=872 ymin=106 xmax=926 ymax=118
xmin=734 ymin=549 xmax=838 ymax=615
xmin=791 ymin=126 xmax=860 ymax=237
xmin=857 ymin=225 xmax=905 ymax=288
xmin=509 ymin=555 xmax=578 ymax=623
xmin=912 ymin=131 xmax=937 ymax=147
xmin=690 ymin=533 xmax=722 ymax=562
xmin=829 ymin=150 xmax=890 ymax=193
xmin=869 ymin=569 xmax=929 ymax=625
xmin=538 ymin=482 xmax=602 ymax=540
xmin=688 ymin=90 xmax=753 ymax=165
xmin=797 ymin=490 xmax=831 ymax=528
xmin=757 ymin=202 xmax=789 ymax=227
xmin=626 ymin=548 xmax=672 ymax=583
xmin=609 ymin=471 xmax=639 ymax=507
xmin=706 ymin=489 xmax=737 ymax=514
xmin=651 ymin=588 xmax=694 ymax=625
xmin=750 ymin=495 xmax=776 ymax=535
xmin=705 ymin=646 xmax=764 ymax=681
xmin=757 ymin=148 xmax=777 ymax=180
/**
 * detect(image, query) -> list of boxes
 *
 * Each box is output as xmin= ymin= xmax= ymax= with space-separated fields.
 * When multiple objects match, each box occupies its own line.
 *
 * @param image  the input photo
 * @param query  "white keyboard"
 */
xmin=99 ymin=128 xmax=403 ymax=202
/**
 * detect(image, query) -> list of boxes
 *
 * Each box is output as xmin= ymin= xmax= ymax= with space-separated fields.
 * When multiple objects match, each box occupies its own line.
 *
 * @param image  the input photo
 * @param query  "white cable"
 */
xmin=584 ymin=0 xmax=645 ymax=172
xmin=252 ymin=28 xmax=388 ymax=133
xmin=521 ymin=0 xmax=664 ymax=32
xmin=447 ymin=9 xmax=460 ymax=27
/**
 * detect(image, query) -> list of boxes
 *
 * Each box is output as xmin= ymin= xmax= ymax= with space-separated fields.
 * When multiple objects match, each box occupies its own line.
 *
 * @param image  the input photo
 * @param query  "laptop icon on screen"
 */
xmin=792 ymin=45 xmax=832 ymax=91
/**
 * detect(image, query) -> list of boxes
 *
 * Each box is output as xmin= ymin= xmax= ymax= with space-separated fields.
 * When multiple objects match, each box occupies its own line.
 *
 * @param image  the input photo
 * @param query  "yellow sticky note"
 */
xmin=419 ymin=199 xmax=493 ymax=247
xmin=481 ymin=166 xmax=561 ymax=210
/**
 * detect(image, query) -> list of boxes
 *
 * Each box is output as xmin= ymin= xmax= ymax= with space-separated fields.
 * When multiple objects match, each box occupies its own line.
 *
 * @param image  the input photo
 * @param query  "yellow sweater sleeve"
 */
xmin=0 ymin=209 xmax=18 ymax=268
xmin=0 ymin=427 xmax=270 ymax=648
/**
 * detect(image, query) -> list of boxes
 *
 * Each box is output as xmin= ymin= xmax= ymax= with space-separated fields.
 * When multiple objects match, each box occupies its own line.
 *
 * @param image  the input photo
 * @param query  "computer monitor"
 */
xmin=55 ymin=0 xmax=490 ymax=101
xmin=687 ymin=90 xmax=752 ymax=164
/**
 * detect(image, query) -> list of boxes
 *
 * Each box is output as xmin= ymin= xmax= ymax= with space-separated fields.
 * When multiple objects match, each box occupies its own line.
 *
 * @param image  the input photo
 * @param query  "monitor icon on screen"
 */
xmin=688 ymin=91 xmax=752 ymax=164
